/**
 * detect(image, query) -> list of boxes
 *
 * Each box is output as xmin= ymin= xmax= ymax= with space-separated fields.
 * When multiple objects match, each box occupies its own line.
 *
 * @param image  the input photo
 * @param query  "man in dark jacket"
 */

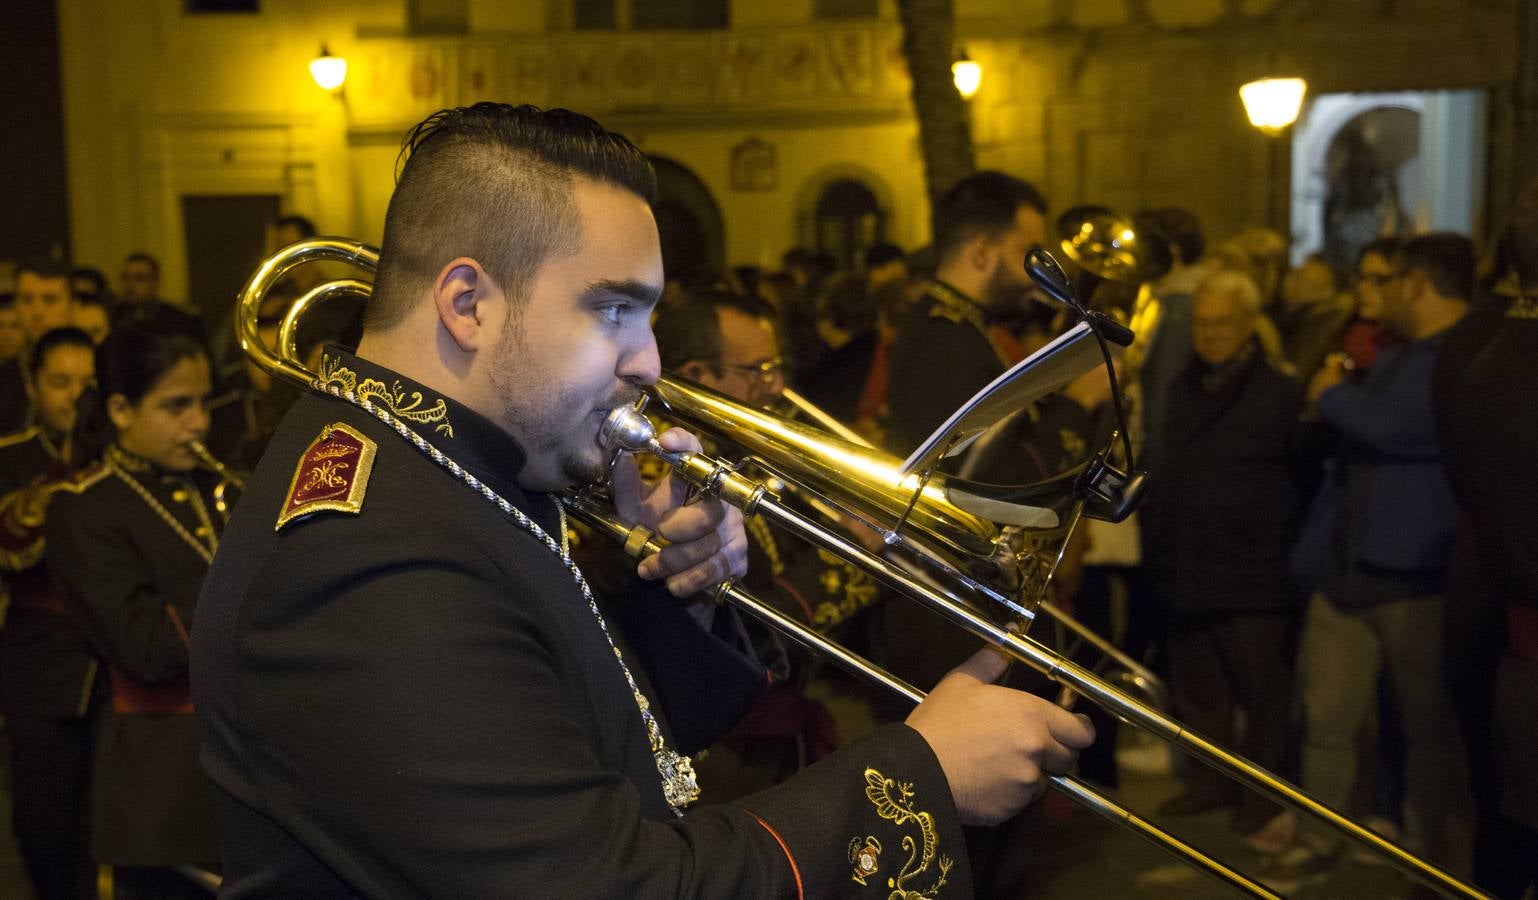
xmin=191 ymin=103 xmax=1092 ymax=897
xmin=1281 ymin=233 xmax=1476 ymax=876
xmin=1141 ymin=271 xmax=1302 ymax=832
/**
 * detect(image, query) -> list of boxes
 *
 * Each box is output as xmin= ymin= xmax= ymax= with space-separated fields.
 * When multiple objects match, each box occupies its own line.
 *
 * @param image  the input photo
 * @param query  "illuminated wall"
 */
xmin=57 ymin=0 xmax=1520 ymax=305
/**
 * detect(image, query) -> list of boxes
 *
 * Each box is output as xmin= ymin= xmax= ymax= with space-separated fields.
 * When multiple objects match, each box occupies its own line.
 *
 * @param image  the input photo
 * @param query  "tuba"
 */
xmin=236 ymin=238 xmax=1487 ymax=900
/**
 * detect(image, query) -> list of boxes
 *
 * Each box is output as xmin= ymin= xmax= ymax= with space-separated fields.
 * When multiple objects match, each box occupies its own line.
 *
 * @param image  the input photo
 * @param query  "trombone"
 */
xmin=777 ymin=386 xmax=1169 ymax=710
xmin=240 ymin=238 xmax=1487 ymax=900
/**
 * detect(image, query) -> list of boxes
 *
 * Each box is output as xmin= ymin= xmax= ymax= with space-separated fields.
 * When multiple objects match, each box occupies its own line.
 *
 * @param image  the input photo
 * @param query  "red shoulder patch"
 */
xmin=276 ymin=422 xmax=377 ymax=531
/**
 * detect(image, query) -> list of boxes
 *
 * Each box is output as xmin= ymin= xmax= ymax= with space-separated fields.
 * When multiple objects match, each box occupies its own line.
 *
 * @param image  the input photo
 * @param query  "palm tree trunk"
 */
xmin=897 ymin=0 xmax=976 ymax=211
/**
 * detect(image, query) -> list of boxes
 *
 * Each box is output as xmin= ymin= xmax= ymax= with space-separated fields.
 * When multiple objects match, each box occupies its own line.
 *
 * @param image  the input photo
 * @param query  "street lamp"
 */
xmin=1240 ymin=76 xmax=1307 ymax=233
xmin=309 ymin=44 xmax=348 ymax=92
xmin=952 ymin=52 xmax=982 ymax=100
xmin=1240 ymin=76 xmax=1307 ymax=135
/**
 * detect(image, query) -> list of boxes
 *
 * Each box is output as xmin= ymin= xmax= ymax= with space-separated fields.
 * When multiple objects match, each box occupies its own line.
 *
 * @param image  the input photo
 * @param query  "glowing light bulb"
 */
xmin=952 ymin=55 xmax=982 ymax=100
xmin=310 ymin=46 xmax=347 ymax=91
xmin=1240 ymin=77 xmax=1307 ymax=135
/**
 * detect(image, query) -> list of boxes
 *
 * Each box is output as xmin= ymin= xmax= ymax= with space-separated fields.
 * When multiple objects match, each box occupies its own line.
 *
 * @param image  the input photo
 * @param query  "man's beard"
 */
xmin=983 ymin=264 xmax=1032 ymax=316
xmin=492 ymin=359 xmax=645 ymax=488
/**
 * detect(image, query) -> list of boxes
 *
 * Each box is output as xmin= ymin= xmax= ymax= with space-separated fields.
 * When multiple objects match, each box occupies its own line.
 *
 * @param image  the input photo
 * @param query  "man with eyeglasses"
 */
xmin=649 ymin=288 xmax=885 ymax=800
xmin=1341 ymin=237 xmax=1401 ymax=371
xmin=1278 ymin=232 xmax=1476 ymax=878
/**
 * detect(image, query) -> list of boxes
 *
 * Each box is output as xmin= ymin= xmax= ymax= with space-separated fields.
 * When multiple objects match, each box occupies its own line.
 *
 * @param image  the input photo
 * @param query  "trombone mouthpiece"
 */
xmin=599 ymin=406 xmax=657 ymax=453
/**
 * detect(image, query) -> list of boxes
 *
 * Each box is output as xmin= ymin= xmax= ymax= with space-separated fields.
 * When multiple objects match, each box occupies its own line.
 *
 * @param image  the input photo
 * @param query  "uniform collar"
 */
xmin=925 ymin=280 xmax=990 ymax=331
xmin=316 ymin=346 xmax=530 ymax=500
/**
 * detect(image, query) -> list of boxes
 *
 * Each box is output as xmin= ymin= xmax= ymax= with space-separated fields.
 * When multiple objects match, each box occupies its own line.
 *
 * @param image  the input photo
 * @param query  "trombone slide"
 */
xmin=564 ymin=494 xmax=1282 ymax=900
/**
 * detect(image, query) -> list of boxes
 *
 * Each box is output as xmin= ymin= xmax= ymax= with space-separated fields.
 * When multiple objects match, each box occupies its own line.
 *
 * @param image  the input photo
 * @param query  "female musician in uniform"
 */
xmin=46 ymin=327 xmax=231 ymax=898
xmin=0 ymin=326 xmax=98 ymax=900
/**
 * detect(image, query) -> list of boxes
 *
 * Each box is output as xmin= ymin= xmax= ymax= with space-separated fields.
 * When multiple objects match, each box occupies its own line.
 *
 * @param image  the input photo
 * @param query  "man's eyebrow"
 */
xmin=581 ymin=279 xmax=662 ymax=308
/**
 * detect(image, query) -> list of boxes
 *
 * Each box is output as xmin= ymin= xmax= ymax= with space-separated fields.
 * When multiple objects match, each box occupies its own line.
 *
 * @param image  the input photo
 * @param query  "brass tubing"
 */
xmin=563 ymin=494 xmax=1283 ymax=900
xmin=655 ymin=459 xmax=1488 ymax=900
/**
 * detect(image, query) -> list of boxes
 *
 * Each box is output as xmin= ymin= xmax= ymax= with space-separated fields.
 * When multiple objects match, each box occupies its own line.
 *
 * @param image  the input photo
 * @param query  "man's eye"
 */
xmin=600 ymin=304 xmax=629 ymax=325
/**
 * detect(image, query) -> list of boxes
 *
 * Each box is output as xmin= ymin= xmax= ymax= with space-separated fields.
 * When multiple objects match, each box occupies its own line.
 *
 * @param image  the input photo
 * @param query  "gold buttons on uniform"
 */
xmin=172 ymin=489 xmax=189 ymax=503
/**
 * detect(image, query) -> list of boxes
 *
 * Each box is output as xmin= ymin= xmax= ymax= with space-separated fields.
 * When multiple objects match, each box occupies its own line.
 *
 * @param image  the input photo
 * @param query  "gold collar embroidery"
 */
xmin=318 ymin=354 xmax=454 ymax=437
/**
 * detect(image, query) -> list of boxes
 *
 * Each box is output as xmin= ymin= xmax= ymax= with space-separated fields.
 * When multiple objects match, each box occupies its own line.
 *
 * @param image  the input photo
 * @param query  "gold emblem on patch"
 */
xmin=276 ymin=423 xmax=377 ymax=530
xmin=848 ymin=835 xmax=882 ymax=885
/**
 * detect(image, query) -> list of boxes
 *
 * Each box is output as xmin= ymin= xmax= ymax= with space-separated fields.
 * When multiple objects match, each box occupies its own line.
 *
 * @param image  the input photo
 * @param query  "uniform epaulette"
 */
xmin=927 ymin=303 xmax=971 ymax=326
xmin=0 ymin=426 xmax=40 ymax=449
xmin=54 ymin=464 xmax=111 ymax=495
xmin=277 ymin=422 xmax=378 ymax=530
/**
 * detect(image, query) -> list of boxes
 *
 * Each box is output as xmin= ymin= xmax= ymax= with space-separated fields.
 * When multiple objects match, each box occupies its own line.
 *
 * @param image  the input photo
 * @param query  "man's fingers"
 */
xmin=654 ymin=427 xmax=702 ymax=455
xmin=609 ymin=452 xmax=642 ymax=524
xmin=637 ymin=531 xmax=722 ymax=581
xmin=663 ymin=553 xmax=732 ymax=598
xmin=944 ymin=645 xmax=1011 ymax=686
xmin=1047 ymin=710 xmax=1096 ymax=750
xmin=652 ymin=498 xmax=726 ymax=543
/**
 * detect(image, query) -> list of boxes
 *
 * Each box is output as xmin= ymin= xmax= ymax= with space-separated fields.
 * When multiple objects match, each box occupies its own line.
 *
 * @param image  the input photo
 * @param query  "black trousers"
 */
xmin=5 ymin=716 xmax=95 ymax=900
xmin=1168 ymin=612 xmax=1296 ymax=821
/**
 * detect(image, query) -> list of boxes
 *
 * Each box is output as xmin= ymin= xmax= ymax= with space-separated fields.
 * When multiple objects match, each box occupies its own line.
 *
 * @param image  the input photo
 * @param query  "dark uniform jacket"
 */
xmin=192 ymin=349 xmax=970 ymax=898
xmin=1141 ymin=344 xmax=1303 ymax=617
xmin=886 ymin=282 xmax=1004 ymax=457
xmin=47 ymin=445 xmax=226 ymax=865
xmin=0 ymin=426 xmax=99 ymax=719
xmin=0 ymin=356 xmax=32 ymax=437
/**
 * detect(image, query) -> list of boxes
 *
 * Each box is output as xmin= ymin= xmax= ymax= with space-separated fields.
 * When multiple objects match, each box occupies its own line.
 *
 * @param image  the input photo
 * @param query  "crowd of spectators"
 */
xmin=0 ymin=169 xmax=1535 ymax=900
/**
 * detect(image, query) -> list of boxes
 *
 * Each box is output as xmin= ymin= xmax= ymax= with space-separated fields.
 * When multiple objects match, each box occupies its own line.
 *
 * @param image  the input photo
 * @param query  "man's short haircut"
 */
xmin=653 ymin=288 xmax=773 ymax=374
xmin=1135 ymin=207 xmax=1205 ymax=266
xmin=29 ymin=326 xmax=94 ymax=378
xmin=1357 ymin=235 xmax=1401 ymax=267
xmin=71 ymin=266 xmax=109 ymax=299
xmin=932 ymin=171 xmax=1048 ymax=265
xmin=75 ymin=291 xmax=108 ymax=312
xmin=16 ymin=259 xmax=72 ymax=284
xmin=1398 ymin=232 xmax=1475 ymax=301
xmin=1501 ymin=176 xmax=1538 ymax=290
xmin=124 ymin=252 xmax=160 ymax=278
xmin=275 ymin=215 xmax=318 ymax=238
xmin=367 ymin=102 xmax=657 ymax=332
xmin=1197 ymin=271 xmax=1263 ymax=318
xmin=863 ymin=242 xmax=905 ymax=270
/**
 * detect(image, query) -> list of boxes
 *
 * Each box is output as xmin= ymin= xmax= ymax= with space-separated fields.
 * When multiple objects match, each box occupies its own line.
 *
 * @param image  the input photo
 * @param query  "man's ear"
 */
xmin=964 ymin=233 xmax=996 ymax=274
xmin=432 ymin=258 xmax=498 ymax=352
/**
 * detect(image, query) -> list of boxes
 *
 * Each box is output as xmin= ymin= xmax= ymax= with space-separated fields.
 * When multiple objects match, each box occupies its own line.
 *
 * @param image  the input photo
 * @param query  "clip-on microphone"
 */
xmin=1024 ymin=248 xmax=1146 ymax=522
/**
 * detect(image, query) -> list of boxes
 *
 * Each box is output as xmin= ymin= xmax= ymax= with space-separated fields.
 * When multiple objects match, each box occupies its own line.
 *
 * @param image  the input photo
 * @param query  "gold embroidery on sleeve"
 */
xmin=861 ymin=768 xmax=954 ymax=898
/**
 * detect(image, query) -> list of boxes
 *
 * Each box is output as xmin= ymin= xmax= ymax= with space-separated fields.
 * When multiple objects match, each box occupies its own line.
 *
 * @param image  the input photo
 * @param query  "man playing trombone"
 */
xmin=191 ymin=102 xmax=1092 ymax=897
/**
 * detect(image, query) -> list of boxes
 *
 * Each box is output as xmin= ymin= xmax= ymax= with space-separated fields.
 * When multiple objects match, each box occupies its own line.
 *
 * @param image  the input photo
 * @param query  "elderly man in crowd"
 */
xmin=1140 ymin=271 xmax=1303 ymax=837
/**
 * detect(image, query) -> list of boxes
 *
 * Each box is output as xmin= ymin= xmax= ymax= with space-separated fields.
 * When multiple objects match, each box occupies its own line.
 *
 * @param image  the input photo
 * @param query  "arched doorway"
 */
xmin=1290 ymin=90 xmax=1487 ymax=267
xmin=648 ymin=156 xmax=725 ymax=284
xmin=813 ymin=177 xmax=886 ymax=270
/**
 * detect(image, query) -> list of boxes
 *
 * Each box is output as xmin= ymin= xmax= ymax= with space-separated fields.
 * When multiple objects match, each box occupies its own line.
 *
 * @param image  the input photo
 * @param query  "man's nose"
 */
xmin=622 ymin=332 xmax=662 ymax=386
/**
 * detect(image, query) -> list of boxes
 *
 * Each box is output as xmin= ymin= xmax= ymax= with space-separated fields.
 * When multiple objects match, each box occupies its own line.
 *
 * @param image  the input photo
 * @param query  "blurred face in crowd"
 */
xmin=14 ymin=272 xmax=75 ymax=343
xmin=1379 ymin=261 xmax=1423 ymax=340
xmin=0 ymin=307 xmax=23 ymax=360
xmin=109 ymin=354 xmax=213 ymax=472
xmin=687 ymin=307 xmax=783 ymax=410
xmin=73 ymin=303 xmax=110 ymax=345
xmin=32 ymin=343 xmax=94 ymax=436
xmin=120 ymin=258 xmax=159 ymax=304
xmin=1282 ymin=258 xmax=1336 ymax=309
xmin=484 ymin=179 xmax=663 ymax=491
xmin=981 ymin=205 xmax=1046 ymax=313
xmin=1354 ymin=251 xmax=1394 ymax=321
xmin=1191 ymin=286 xmax=1256 ymax=366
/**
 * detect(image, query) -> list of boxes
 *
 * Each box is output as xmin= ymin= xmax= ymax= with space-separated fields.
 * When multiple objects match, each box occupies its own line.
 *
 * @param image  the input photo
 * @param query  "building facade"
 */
xmin=58 ymin=0 xmax=1522 ymax=315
